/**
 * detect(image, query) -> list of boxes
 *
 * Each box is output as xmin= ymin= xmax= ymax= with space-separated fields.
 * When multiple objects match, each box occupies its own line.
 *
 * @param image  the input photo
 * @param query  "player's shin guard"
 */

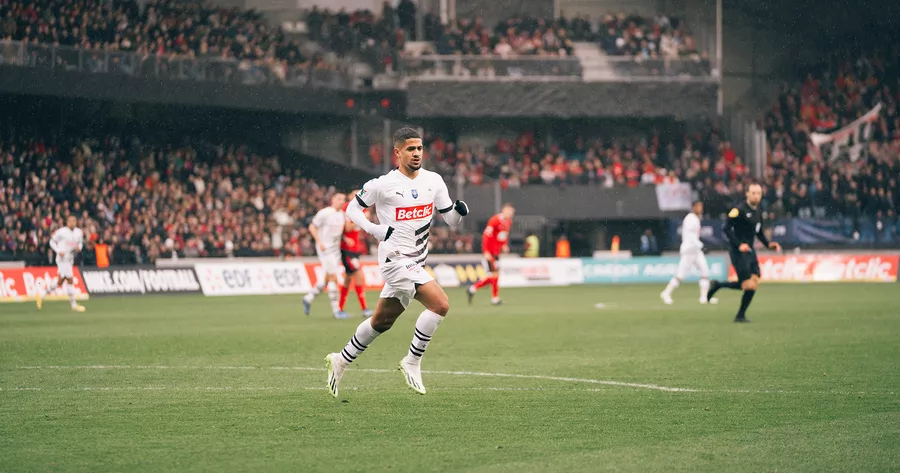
xmin=354 ymin=285 xmax=367 ymax=310
xmin=490 ymin=275 xmax=499 ymax=299
xmin=407 ymin=310 xmax=443 ymax=364
xmin=339 ymin=319 xmax=382 ymax=365
xmin=327 ymin=282 xmax=340 ymax=314
xmin=737 ymin=290 xmax=756 ymax=318
xmin=339 ymin=284 xmax=350 ymax=311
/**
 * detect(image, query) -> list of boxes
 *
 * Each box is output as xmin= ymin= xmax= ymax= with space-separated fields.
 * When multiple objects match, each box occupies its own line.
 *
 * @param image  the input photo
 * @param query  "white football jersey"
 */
xmin=310 ymin=206 xmax=346 ymax=254
xmin=356 ymin=169 xmax=453 ymax=265
xmin=680 ymin=213 xmax=704 ymax=253
xmin=50 ymin=227 xmax=84 ymax=265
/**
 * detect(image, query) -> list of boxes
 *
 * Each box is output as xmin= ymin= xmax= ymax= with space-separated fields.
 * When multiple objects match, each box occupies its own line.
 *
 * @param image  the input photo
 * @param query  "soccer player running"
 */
xmin=325 ymin=127 xmax=469 ymax=397
xmin=660 ymin=200 xmax=716 ymax=305
xmin=37 ymin=215 xmax=86 ymax=312
xmin=339 ymin=190 xmax=373 ymax=318
xmin=467 ymin=203 xmax=515 ymax=305
xmin=303 ymin=192 xmax=349 ymax=319
xmin=706 ymin=183 xmax=781 ymax=322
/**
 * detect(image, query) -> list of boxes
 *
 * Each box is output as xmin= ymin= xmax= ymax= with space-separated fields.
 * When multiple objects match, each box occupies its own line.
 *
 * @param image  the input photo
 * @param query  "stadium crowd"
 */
xmin=0 ymin=131 xmax=471 ymax=264
xmin=1 ymin=0 xmax=344 ymax=84
xmin=420 ymin=119 xmax=899 ymax=226
xmin=755 ymin=45 xmax=900 ymax=231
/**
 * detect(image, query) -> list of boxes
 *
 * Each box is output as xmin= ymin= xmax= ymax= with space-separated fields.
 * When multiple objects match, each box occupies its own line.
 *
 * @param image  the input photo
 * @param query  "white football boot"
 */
xmin=660 ymin=292 xmax=673 ymax=305
xmin=398 ymin=356 xmax=427 ymax=395
xmin=324 ymin=353 xmax=347 ymax=398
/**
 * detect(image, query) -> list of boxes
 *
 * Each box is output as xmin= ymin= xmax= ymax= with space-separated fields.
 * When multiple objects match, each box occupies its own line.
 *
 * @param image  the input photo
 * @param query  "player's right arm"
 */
xmin=49 ymin=230 xmax=64 ymax=256
xmin=308 ymin=210 xmax=325 ymax=251
xmin=346 ymin=180 xmax=393 ymax=241
xmin=723 ymin=206 xmax=749 ymax=252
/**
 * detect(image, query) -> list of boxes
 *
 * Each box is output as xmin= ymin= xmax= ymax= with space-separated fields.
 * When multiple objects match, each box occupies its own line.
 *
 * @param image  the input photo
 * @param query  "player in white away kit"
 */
xmin=37 ymin=215 xmax=86 ymax=312
xmin=324 ymin=127 xmax=469 ymax=397
xmin=303 ymin=192 xmax=349 ymax=319
xmin=661 ymin=200 xmax=717 ymax=305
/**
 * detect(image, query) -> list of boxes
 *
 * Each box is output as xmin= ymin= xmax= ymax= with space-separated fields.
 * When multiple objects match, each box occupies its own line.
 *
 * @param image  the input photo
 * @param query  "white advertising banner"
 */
xmin=498 ymin=258 xmax=584 ymax=288
xmin=655 ymin=183 xmax=693 ymax=211
xmin=194 ymin=262 xmax=313 ymax=296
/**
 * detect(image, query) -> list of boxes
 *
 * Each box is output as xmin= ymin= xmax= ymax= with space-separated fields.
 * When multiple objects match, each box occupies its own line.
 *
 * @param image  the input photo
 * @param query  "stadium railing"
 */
xmin=0 ymin=40 xmax=354 ymax=90
xmin=397 ymin=54 xmax=713 ymax=81
xmin=0 ymin=40 xmax=715 ymax=86
xmin=601 ymin=56 xmax=713 ymax=80
xmin=398 ymin=54 xmax=583 ymax=81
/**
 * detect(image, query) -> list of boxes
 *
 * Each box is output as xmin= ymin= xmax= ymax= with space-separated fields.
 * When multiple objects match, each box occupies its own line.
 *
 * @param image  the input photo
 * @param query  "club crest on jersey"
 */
xmin=411 ymin=189 xmax=418 ymax=199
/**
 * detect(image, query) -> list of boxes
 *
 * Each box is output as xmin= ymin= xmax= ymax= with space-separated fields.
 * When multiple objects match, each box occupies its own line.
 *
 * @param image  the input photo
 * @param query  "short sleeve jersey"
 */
xmin=311 ymin=207 xmax=346 ymax=254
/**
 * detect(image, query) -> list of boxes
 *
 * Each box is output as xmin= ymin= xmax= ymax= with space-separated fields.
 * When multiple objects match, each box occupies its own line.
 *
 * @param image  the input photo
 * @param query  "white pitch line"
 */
xmin=422 ymin=369 xmax=696 ymax=392
xmin=10 ymin=365 xmax=692 ymax=392
xmin=0 ymin=386 xmax=622 ymax=393
xmin=12 ymin=366 xmax=897 ymax=396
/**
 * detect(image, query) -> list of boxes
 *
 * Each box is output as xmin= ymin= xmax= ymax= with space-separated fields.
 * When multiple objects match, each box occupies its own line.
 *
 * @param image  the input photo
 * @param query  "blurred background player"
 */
xmin=304 ymin=192 xmax=349 ymax=319
xmin=37 ymin=215 xmax=86 ymax=312
xmin=661 ymin=200 xmax=716 ymax=305
xmin=706 ymin=183 xmax=782 ymax=322
xmin=468 ymin=203 xmax=515 ymax=305
xmin=340 ymin=190 xmax=373 ymax=318
xmin=325 ymin=127 xmax=469 ymax=397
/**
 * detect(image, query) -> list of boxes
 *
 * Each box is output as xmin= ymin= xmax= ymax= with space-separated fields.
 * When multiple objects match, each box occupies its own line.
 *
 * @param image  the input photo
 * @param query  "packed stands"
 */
xmin=423 ymin=118 xmax=899 ymax=230
xmin=0 ymin=0 xmax=349 ymax=87
xmin=0 ymin=130 xmax=471 ymax=264
xmin=595 ymin=13 xmax=699 ymax=59
xmin=757 ymin=46 xmax=900 ymax=228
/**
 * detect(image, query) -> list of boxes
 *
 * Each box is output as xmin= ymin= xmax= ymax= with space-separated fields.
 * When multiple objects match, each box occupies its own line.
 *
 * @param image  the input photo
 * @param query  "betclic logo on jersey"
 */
xmin=395 ymin=203 xmax=433 ymax=221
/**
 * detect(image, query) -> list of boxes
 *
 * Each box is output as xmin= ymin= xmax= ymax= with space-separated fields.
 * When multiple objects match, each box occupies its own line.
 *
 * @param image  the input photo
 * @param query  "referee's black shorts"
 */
xmin=729 ymin=249 xmax=760 ymax=282
xmin=341 ymin=250 xmax=361 ymax=274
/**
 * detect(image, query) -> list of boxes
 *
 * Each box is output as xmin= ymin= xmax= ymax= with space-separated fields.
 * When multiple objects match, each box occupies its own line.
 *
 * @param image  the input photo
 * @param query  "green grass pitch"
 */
xmin=1 ymin=284 xmax=899 ymax=472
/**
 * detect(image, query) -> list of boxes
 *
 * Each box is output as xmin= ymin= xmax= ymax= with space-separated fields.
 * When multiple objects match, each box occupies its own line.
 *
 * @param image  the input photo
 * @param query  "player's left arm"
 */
xmin=435 ymin=178 xmax=468 ymax=228
xmin=756 ymin=214 xmax=780 ymax=252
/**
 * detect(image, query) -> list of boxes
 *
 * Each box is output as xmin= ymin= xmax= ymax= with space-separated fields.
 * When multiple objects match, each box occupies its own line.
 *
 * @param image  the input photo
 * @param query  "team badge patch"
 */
xmin=357 ymin=189 xmax=367 ymax=197
xmin=411 ymin=189 xmax=418 ymax=199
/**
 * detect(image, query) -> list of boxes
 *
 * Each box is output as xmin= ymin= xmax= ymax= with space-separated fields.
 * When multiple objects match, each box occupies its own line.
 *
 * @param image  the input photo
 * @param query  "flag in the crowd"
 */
xmin=809 ymin=103 xmax=881 ymax=162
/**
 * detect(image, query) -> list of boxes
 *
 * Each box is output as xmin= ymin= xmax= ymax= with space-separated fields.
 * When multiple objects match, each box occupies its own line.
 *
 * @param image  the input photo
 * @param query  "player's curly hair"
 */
xmin=393 ymin=127 xmax=421 ymax=146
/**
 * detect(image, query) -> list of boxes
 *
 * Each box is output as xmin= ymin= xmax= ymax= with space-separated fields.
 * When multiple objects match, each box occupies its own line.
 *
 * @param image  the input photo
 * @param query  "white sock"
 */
xmin=408 ymin=310 xmax=443 ymax=364
xmin=663 ymin=278 xmax=679 ymax=296
xmin=304 ymin=282 xmax=325 ymax=302
xmin=338 ymin=319 xmax=382 ymax=365
xmin=699 ymin=278 xmax=710 ymax=298
xmin=65 ymin=282 xmax=76 ymax=308
xmin=327 ymin=281 xmax=340 ymax=314
xmin=42 ymin=280 xmax=58 ymax=297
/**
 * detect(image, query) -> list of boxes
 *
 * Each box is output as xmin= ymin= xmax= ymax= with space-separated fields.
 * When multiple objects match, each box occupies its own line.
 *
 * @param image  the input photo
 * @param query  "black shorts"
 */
xmin=730 ymin=249 xmax=760 ymax=282
xmin=341 ymin=251 xmax=361 ymax=274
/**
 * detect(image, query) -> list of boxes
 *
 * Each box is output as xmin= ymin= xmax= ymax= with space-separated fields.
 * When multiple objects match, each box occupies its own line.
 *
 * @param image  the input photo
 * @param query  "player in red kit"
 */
xmin=340 ymin=191 xmax=373 ymax=318
xmin=467 ymin=203 xmax=515 ymax=305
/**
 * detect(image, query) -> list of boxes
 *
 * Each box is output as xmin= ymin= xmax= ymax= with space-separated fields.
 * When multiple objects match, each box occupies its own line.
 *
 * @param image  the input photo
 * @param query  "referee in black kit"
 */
xmin=706 ymin=183 xmax=781 ymax=322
